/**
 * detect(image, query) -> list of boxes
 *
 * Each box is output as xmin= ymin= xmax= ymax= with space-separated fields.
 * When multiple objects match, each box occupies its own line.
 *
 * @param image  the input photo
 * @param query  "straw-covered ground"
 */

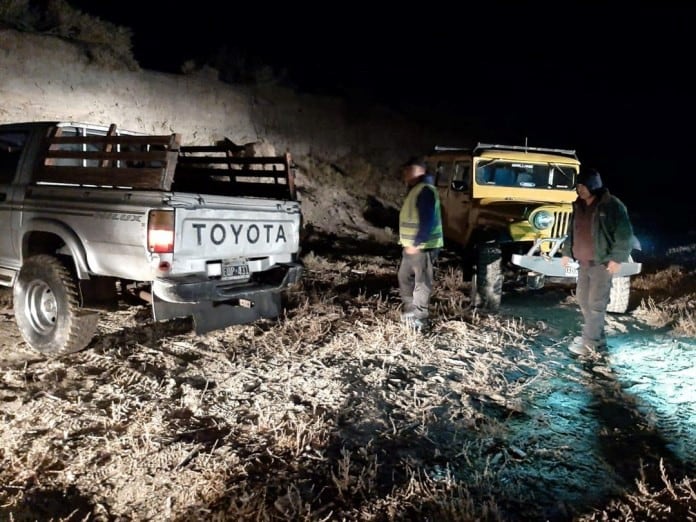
xmin=0 ymin=234 xmax=695 ymax=522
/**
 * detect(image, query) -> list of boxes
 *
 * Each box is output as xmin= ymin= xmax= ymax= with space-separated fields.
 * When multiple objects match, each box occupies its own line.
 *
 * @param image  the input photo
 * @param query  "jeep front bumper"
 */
xmin=511 ymin=238 xmax=641 ymax=278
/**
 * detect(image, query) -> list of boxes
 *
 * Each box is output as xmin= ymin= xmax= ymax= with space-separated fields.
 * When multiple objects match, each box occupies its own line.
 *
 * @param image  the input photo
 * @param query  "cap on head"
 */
xmin=576 ymin=167 xmax=603 ymax=193
xmin=402 ymin=156 xmax=427 ymax=183
xmin=405 ymin=156 xmax=427 ymax=170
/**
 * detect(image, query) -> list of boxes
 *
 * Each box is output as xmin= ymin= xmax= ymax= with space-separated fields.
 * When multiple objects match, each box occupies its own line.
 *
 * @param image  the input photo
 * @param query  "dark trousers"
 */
xmin=576 ymin=263 xmax=612 ymax=348
xmin=398 ymin=249 xmax=438 ymax=319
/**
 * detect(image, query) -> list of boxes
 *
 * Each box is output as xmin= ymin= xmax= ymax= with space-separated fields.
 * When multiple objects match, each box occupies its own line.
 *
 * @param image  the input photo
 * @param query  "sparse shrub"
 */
xmin=0 ymin=0 xmax=40 ymax=29
xmin=633 ymin=294 xmax=696 ymax=336
xmin=0 ymin=0 xmax=138 ymax=69
xmin=209 ymin=44 xmax=286 ymax=86
xmin=633 ymin=296 xmax=674 ymax=328
xmin=632 ymin=264 xmax=686 ymax=292
xmin=180 ymin=59 xmax=197 ymax=75
xmin=673 ymin=303 xmax=696 ymax=337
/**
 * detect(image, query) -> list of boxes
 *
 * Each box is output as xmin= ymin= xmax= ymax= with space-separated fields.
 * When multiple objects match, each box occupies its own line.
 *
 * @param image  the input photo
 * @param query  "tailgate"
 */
xmin=172 ymin=198 xmax=301 ymax=268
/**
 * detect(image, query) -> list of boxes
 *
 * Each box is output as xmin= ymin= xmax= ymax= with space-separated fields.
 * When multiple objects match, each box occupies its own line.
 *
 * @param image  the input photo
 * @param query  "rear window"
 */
xmin=51 ymin=126 xmax=114 ymax=168
xmin=0 ymin=131 xmax=28 ymax=183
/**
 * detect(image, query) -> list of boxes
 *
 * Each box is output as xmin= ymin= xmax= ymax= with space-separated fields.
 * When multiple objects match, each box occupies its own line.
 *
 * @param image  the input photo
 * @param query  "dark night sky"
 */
xmin=69 ymin=1 xmax=694 ymax=227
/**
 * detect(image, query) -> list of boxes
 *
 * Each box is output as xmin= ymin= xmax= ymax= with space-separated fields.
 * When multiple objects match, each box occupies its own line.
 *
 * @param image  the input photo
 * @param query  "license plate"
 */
xmin=564 ymin=265 xmax=578 ymax=277
xmin=222 ymin=261 xmax=250 ymax=280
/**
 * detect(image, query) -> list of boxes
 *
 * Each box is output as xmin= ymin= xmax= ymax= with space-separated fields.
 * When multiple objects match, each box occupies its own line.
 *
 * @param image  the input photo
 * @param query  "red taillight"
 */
xmin=148 ymin=210 xmax=174 ymax=253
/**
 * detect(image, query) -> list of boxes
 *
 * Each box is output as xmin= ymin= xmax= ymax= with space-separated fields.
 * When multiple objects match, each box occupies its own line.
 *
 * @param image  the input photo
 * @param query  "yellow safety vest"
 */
xmin=399 ymin=183 xmax=443 ymax=248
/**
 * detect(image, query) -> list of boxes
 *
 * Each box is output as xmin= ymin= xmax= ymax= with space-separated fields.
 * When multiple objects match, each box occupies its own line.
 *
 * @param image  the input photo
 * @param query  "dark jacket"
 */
xmin=562 ymin=189 xmax=634 ymax=264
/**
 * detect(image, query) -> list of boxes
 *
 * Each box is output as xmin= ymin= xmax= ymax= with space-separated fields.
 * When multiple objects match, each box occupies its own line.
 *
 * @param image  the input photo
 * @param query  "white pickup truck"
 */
xmin=0 ymin=121 xmax=303 ymax=356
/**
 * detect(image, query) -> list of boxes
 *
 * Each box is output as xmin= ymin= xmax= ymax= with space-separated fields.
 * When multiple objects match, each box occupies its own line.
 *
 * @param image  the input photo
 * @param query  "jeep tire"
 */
xmin=13 ymin=255 xmax=99 ymax=356
xmin=606 ymin=255 xmax=636 ymax=314
xmin=607 ymin=276 xmax=630 ymax=314
xmin=473 ymin=243 xmax=503 ymax=311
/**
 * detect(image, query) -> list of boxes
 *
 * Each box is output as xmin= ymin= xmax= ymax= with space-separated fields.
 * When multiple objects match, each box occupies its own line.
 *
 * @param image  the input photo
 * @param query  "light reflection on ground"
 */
xmin=610 ymin=334 xmax=696 ymax=467
xmin=501 ymin=282 xmax=695 ymax=514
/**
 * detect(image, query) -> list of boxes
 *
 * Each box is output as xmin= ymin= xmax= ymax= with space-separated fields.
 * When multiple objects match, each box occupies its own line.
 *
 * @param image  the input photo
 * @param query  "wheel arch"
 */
xmin=20 ymin=219 xmax=91 ymax=279
xmin=468 ymin=226 xmax=512 ymax=249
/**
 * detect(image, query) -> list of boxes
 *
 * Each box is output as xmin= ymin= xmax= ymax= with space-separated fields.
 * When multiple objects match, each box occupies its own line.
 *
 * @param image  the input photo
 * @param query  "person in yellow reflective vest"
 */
xmin=398 ymin=156 xmax=444 ymax=330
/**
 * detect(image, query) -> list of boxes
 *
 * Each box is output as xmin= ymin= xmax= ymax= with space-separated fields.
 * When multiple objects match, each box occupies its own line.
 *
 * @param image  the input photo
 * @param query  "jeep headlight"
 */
xmin=531 ymin=210 xmax=554 ymax=230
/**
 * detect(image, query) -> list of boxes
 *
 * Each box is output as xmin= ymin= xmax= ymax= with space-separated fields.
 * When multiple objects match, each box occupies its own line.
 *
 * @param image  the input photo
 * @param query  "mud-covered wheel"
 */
xmin=473 ymin=243 xmax=503 ymax=311
xmin=13 ymin=255 xmax=98 ymax=356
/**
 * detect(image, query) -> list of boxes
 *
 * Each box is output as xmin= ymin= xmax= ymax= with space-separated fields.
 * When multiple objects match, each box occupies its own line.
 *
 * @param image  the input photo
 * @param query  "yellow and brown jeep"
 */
xmin=426 ymin=143 xmax=640 ymax=312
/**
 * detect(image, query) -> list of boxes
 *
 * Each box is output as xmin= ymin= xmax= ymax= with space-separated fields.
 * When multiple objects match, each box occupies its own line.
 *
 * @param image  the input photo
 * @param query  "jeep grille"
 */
xmin=552 ymin=210 xmax=572 ymax=238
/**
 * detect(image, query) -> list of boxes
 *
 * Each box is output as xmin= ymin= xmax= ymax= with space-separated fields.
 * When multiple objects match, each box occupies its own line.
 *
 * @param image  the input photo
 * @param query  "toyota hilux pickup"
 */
xmin=0 ymin=121 xmax=303 ymax=356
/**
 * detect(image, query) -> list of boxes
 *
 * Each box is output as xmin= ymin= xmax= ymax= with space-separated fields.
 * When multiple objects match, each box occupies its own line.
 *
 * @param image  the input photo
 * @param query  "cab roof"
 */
xmin=428 ymin=142 xmax=580 ymax=165
xmin=0 ymin=121 xmax=144 ymax=135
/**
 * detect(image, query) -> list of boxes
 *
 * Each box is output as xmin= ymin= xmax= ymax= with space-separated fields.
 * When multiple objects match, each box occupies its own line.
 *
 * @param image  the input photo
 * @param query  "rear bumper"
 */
xmin=151 ymin=262 xmax=303 ymax=333
xmin=152 ymin=262 xmax=303 ymax=304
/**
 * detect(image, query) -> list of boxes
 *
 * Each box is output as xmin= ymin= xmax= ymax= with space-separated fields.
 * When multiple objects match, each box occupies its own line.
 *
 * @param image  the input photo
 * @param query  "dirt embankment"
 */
xmin=0 ymin=28 xmax=453 ymax=241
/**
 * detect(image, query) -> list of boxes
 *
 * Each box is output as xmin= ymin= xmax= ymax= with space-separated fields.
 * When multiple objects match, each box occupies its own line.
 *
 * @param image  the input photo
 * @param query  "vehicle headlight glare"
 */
xmin=532 ymin=210 xmax=554 ymax=230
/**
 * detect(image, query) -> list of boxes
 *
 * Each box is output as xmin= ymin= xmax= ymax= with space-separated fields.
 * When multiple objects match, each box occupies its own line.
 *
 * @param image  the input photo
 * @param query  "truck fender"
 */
xmin=20 ymin=218 xmax=91 ymax=279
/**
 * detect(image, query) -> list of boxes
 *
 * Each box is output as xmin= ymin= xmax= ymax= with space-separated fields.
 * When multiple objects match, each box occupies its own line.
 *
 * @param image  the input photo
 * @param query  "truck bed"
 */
xmin=36 ymin=125 xmax=296 ymax=200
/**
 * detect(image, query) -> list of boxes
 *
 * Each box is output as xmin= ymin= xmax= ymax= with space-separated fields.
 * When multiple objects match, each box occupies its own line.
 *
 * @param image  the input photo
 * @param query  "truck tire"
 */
xmin=607 ymin=275 xmax=630 ymax=314
xmin=473 ymin=243 xmax=503 ymax=311
xmin=13 ymin=255 xmax=98 ymax=356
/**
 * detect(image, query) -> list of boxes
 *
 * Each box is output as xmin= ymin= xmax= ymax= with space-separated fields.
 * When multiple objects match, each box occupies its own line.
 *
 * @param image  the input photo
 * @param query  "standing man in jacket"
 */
xmin=561 ymin=167 xmax=635 ymax=356
xmin=398 ymin=157 xmax=444 ymax=331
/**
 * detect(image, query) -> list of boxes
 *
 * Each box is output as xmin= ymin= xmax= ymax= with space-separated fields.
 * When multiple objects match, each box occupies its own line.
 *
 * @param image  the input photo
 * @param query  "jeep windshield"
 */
xmin=475 ymin=160 xmax=576 ymax=190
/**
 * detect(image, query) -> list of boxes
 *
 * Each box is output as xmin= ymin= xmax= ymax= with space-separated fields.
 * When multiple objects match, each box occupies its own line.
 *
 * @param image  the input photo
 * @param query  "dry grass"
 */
xmin=579 ymin=460 xmax=696 ymax=521
xmin=0 ymin=240 xmax=694 ymax=521
xmin=631 ymin=247 xmax=696 ymax=336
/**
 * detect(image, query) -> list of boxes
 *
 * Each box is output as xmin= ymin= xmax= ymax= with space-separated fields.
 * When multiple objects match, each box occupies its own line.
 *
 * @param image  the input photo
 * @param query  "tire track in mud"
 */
xmin=500 ymin=285 xmax=696 ymax=517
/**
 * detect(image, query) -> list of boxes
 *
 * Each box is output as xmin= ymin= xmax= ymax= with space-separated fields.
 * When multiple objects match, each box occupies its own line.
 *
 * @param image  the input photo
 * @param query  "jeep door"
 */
xmin=435 ymin=159 xmax=472 ymax=247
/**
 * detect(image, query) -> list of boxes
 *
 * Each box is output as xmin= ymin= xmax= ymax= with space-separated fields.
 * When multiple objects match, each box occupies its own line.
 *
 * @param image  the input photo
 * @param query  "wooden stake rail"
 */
xmin=32 ymin=124 xmax=296 ymax=200
xmin=174 ymin=149 xmax=296 ymax=200
xmin=37 ymin=132 xmax=181 ymax=190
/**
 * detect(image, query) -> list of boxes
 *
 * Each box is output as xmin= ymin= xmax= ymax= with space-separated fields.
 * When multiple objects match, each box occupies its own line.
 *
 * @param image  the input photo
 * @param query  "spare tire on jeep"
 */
xmin=606 ymin=255 xmax=636 ymax=314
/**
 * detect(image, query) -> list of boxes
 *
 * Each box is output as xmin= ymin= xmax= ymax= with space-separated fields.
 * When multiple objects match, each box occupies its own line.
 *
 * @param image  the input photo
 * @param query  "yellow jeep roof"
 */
xmin=428 ymin=143 xmax=580 ymax=166
xmin=477 ymin=149 xmax=580 ymax=166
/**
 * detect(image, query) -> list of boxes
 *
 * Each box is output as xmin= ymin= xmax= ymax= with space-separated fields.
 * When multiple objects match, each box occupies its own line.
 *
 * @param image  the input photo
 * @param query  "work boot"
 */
xmin=568 ymin=336 xmax=593 ymax=357
xmin=591 ymin=365 xmax=614 ymax=379
xmin=402 ymin=315 xmax=429 ymax=333
xmin=568 ymin=336 xmax=607 ymax=357
xmin=400 ymin=308 xmax=428 ymax=323
xmin=568 ymin=343 xmax=592 ymax=357
xmin=400 ymin=310 xmax=416 ymax=323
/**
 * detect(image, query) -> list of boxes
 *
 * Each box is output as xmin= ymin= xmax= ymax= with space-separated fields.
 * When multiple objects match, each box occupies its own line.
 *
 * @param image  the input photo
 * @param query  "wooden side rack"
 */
xmin=34 ymin=124 xmax=296 ymax=200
